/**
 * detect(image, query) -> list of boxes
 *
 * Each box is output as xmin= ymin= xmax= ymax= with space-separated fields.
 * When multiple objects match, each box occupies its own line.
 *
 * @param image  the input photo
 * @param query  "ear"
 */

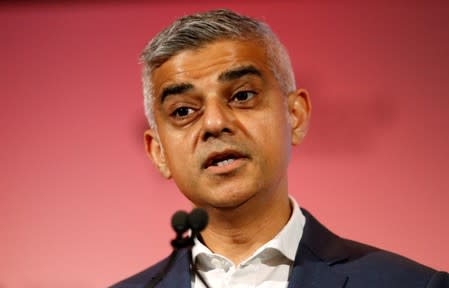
xmin=287 ymin=89 xmax=312 ymax=145
xmin=144 ymin=129 xmax=172 ymax=179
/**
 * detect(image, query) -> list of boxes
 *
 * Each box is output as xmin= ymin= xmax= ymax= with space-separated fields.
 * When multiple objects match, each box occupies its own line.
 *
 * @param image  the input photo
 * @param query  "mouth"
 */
xmin=202 ymin=150 xmax=248 ymax=170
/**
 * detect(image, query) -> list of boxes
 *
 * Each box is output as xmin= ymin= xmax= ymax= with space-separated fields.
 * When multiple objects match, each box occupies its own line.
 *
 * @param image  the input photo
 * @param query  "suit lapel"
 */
xmin=287 ymin=244 xmax=348 ymax=288
xmin=287 ymin=209 xmax=349 ymax=288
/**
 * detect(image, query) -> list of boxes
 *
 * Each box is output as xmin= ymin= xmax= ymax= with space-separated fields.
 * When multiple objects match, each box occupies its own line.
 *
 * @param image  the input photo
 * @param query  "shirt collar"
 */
xmin=192 ymin=196 xmax=306 ymax=265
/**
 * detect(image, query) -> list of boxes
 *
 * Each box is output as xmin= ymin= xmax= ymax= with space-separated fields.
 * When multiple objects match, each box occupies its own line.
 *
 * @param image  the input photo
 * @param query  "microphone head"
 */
xmin=188 ymin=208 xmax=208 ymax=233
xmin=171 ymin=210 xmax=189 ymax=234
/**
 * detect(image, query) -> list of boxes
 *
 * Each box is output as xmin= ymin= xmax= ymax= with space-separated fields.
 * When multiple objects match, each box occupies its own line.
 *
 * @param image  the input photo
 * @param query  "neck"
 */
xmin=199 ymin=190 xmax=291 ymax=265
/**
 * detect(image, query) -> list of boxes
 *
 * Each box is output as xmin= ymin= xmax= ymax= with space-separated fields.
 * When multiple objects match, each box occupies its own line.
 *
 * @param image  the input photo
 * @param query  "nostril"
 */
xmin=202 ymin=127 xmax=232 ymax=142
xmin=222 ymin=128 xmax=231 ymax=134
xmin=202 ymin=131 xmax=214 ymax=141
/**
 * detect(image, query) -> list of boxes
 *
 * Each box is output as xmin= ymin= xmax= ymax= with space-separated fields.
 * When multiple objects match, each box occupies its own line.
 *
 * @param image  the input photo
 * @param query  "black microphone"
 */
xmin=144 ymin=208 xmax=210 ymax=288
xmin=172 ymin=210 xmax=189 ymax=233
xmin=171 ymin=210 xmax=191 ymax=249
xmin=186 ymin=208 xmax=210 ymax=288
xmin=188 ymin=208 xmax=208 ymax=234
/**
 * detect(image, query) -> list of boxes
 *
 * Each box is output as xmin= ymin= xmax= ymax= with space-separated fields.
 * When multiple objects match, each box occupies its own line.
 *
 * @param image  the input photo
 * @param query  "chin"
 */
xmin=204 ymin=186 xmax=258 ymax=210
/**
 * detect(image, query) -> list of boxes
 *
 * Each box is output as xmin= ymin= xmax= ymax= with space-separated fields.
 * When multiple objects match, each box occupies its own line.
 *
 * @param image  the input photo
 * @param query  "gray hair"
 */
xmin=140 ymin=9 xmax=296 ymax=129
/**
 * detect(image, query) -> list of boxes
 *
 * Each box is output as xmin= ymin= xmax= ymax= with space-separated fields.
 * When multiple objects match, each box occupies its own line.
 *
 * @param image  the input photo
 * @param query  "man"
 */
xmin=112 ymin=9 xmax=448 ymax=288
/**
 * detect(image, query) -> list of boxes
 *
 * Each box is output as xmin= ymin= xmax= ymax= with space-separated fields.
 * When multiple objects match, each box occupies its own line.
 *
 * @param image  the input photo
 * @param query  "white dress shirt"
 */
xmin=192 ymin=197 xmax=306 ymax=288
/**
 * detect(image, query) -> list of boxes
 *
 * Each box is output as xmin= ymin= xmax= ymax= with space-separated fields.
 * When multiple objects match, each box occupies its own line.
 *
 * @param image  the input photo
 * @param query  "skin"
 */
xmin=145 ymin=39 xmax=311 ymax=264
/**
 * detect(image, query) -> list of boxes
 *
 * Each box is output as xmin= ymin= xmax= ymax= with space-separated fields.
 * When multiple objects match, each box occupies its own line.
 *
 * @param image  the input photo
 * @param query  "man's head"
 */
xmin=141 ymin=9 xmax=296 ymax=130
xmin=141 ymin=9 xmax=311 ymax=211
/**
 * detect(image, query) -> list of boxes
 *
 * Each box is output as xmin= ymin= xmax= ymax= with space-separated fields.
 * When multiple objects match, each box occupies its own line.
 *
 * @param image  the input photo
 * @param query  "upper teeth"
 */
xmin=217 ymin=159 xmax=235 ymax=166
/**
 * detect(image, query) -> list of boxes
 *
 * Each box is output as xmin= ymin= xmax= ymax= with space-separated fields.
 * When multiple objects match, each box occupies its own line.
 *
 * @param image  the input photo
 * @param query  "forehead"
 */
xmin=150 ymin=39 xmax=271 ymax=93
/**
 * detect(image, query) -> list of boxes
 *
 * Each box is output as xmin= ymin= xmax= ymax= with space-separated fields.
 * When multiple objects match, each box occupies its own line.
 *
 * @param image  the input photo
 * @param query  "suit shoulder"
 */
xmin=300 ymin=209 xmax=448 ymax=287
xmin=337 ymin=238 xmax=449 ymax=287
xmin=342 ymin=237 xmax=434 ymax=272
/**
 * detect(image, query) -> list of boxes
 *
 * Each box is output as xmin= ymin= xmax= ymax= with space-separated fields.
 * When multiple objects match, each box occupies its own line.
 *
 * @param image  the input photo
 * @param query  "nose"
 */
xmin=200 ymin=98 xmax=234 ymax=141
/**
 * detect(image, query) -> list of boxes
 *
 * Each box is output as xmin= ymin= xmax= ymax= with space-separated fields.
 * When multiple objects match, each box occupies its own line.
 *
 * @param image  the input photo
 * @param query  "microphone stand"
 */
xmin=188 ymin=232 xmax=211 ymax=288
xmin=144 ymin=235 xmax=211 ymax=288
xmin=144 ymin=229 xmax=191 ymax=288
xmin=144 ymin=208 xmax=211 ymax=288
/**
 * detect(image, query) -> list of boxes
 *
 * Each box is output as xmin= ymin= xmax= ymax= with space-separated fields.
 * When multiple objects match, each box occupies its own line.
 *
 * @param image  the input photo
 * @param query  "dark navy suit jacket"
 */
xmin=111 ymin=209 xmax=449 ymax=288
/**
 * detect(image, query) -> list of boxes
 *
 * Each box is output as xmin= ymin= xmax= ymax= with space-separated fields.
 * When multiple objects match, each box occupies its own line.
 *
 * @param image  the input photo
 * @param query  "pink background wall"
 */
xmin=1 ymin=1 xmax=448 ymax=287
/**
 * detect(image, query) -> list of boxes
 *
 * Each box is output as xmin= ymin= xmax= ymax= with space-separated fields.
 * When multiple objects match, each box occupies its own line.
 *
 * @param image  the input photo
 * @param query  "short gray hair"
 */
xmin=140 ymin=9 xmax=296 ymax=129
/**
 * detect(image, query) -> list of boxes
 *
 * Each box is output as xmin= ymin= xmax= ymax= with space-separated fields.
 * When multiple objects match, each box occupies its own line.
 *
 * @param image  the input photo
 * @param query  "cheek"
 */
xmin=253 ymin=110 xmax=291 ymax=164
xmin=253 ymin=106 xmax=290 ymax=143
xmin=158 ymin=130 xmax=192 ymax=168
xmin=162 ymin=130 xmax=203 ymax=187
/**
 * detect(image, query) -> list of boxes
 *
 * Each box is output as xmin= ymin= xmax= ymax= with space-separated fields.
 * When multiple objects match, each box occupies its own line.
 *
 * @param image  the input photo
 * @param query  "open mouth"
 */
xmin=203 ymin=151 xmax=246 ymax=169
xmin=215 ymin=158 xmax=235 ymax=167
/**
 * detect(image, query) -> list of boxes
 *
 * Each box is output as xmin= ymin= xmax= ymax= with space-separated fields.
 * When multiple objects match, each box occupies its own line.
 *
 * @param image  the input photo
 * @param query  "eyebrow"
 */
xmin=160 ymin=83 xmax=194 ymax=103
xmin=218 ymin=65 xmax=263 ymax=82
xmin=159 ymin=65 xmax=263 ymax=103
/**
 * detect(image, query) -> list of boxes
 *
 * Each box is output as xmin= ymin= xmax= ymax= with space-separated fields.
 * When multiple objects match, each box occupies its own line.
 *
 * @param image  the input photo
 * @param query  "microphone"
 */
xmin=187 ymin=208 xmax=211 ymax=288
xmin=170 ymin=210 xmax=190 ymax=249
xmin=172 ymin=210 xmax=189 ymax=233
xmin=145 ymin=208 xmax=210 ymax=288
xmin=188 ymin=208 xmax=208 ymax=234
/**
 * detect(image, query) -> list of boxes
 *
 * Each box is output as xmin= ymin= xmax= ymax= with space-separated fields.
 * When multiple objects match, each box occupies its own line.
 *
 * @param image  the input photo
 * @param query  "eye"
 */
xmin=232 ymin=91 xmax=256 ymax=102
xmin=171 ymin=106 xmax=195 ymax=118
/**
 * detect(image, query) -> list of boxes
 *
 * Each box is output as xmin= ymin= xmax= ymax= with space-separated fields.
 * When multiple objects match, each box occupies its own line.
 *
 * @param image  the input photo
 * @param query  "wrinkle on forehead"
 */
xmin=151 ymin=40 xmax=271 ymax=96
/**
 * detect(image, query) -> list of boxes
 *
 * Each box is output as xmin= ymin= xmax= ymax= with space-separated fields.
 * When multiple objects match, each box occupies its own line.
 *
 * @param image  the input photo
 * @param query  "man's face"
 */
xmin=146 ymin=39 xmax=309 ymax=210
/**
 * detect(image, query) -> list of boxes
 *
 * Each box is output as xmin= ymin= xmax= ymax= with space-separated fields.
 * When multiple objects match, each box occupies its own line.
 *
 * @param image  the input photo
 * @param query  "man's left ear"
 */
xmin=288 ymin=89 xmax=312 ymax=145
